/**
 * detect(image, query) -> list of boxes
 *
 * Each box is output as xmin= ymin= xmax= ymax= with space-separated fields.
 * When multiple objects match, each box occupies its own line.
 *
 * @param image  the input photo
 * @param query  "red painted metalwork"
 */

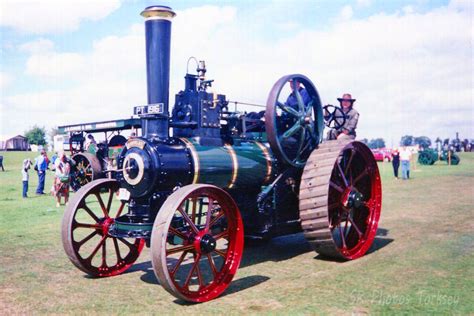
xmin=62 ymin=179 xmax=144 ymax=277
xmin=151 ymin=184 xmax=244 ymax=302
xmin=328 ymin=142 xmax=382 ymax=259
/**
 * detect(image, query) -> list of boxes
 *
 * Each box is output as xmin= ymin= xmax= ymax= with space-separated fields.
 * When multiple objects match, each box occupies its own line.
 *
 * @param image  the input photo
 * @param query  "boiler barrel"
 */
xmin=180 ymin=139 xmax=275 ymax=190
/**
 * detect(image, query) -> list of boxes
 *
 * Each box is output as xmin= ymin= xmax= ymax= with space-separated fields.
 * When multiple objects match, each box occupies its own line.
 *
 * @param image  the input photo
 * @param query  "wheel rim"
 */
xmin=62 ymin=179 xmax=144 ymax=277
xmin=151 ymin=184 xmax=244 ymax=302
xmin=328 ymin=142 xmax=381 ymax=259
xmin=265 ymin=74 xmax=324 ymax=168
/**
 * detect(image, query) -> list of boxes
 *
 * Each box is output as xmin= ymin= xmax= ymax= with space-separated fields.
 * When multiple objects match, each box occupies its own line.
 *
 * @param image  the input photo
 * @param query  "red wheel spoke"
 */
xmin=168 ymin=227 xmax=188 ymax=241
xmin=113 ymin=238 xmax=122 ymax=261
xmin=213 ymin=230 xmax=229 ymax=240
xmin=184 ymin=253 xmax=201 ymax=289
xmin=329 ymin=181 xmax=344 ymax=193
xmin=328 ymin=202 xmax=340 ymax=210
xmin=353 ymin=169 xmax=368 ymax=185
xmin=118 ymin=237 xmax=134 ymax=250
xmin=74 ymin=221 xmax=101 ymax=230
xmin=336 ymin=162 xmax=349 ymax=187
xmin=115 ymin=201 xmax=126 ymax=218
xmin=170 ymin=250 xmax=188 ymax=277
xmin=338 ymin=224 xmax=347 ymax=249
xmin=348 ymin=216 xmax=363 ymax=238
xmin=195 ymin=259 xmax=204 ymax=288
xmin=214 ymin=249 xmax=227 ymax=258
xmin=343 ymin=218 xmax=349 ymax=237
xmin=76 ymin=230 xmax=98 ymax=248
xmin=206 ymin=253 xmax=218 ymax=277
xmin=95 ymin=193 xmax=109 ymax=218
xmin=344 ymin=149 xmax=355 ymax=176
xmin=82 ymin=205 xmax=100 ymax=223
xmin=106 ymin=188 xmax=114 ymax=215
xmin=166 ymin=244 xmax=195 ymax=256
xmin=88 ymin=236 xmax=107 ymax=261
xmin=191 ymin=197 xmax=197 ymax=223
xmin=209 ymin=210 xmax=225 ymax=228
xmin=178 ymin=206 xmax=199 ymax=234
xmin=205 ymin=197 xmax=214 ymax=231
xmin=101 ymin=239 xmax=107 ymax=267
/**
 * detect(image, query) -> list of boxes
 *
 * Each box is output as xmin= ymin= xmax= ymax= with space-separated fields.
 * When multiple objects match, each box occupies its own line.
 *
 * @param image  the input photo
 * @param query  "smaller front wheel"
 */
xmin=62 ymin=179 xmax=144 ymax=277
xmin=151 ymin=184 xmax=244 ymax=303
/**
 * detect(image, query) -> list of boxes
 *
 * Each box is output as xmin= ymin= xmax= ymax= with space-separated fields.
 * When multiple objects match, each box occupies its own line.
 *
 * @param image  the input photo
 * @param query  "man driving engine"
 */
xmin=327 ymin=93 xmax=359 ymax=140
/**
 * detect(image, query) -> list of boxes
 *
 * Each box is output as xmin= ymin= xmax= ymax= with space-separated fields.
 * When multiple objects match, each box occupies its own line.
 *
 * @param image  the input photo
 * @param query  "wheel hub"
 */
xmin=342 ymin=188 xmax=364 ymax=209
xmin=100 ymin=217 xmax=114 ymax=236
xmin=196 ymin=234 xmax=217 ymax=254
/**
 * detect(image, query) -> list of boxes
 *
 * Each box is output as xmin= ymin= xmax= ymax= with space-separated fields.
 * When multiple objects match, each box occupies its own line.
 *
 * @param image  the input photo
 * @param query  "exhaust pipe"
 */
xmin=140 ymin=5 xmax=175 ymax=139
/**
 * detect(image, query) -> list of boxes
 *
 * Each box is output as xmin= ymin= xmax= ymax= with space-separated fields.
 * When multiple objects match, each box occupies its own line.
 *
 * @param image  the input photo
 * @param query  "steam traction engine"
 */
xmin=62 ymin=6 xmax=382 ymax=302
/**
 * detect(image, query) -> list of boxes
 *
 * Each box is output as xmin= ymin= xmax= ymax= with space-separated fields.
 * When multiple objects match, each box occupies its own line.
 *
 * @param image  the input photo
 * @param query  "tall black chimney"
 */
xmin=140 ymin=5 xmax=175 ymax=139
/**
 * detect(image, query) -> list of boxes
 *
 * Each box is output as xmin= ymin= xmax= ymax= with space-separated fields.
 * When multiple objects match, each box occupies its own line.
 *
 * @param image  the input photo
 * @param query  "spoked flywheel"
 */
xmin=265 ymin=74 xmax=324 ymax=168
xmin=62 ymin=179 xmax=145 ymax=277
xmin=151 ymin=184 xmax=244 ymax=303
xmin=299 ymin=140 xmax=382 ymax=260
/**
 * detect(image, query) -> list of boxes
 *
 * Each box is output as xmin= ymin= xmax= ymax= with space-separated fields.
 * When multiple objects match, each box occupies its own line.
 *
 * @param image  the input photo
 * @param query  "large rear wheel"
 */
xmin=151 ymin=184 xmax=244 ymax=302
xmin=299 ymin=140 xmax=382 ymax=260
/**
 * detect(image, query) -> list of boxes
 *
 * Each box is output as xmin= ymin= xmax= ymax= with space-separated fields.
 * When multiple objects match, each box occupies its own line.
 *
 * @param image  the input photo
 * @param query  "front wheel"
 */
xmin=61 ymin=179 xmax=144 ymax=277
xmin=151 ymin=184 xmax=244 ymax=303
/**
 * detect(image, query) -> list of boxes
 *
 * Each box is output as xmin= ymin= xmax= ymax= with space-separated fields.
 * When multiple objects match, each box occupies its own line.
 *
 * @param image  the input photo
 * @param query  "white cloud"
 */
xmin=19 ymin=38 xmax=55 ymax=53
xmin=0 ymin=72 xmax=12 ymax=89
xmin=340 ymin=5 xmax=354 ymax=20
xmin=0 ymin=0 xmax=121 ymax=34
xmin=357 ymin=0 xmax=372 ymax=7
xmin=2 ymin=2 xmax=473 ymax=144
xmin=403 ymin=5 xmax=415 ymax=14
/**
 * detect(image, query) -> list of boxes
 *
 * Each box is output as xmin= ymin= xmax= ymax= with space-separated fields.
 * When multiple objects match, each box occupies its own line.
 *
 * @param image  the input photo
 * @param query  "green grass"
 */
xmin=0 ymin=151 xmax=473 ymax=314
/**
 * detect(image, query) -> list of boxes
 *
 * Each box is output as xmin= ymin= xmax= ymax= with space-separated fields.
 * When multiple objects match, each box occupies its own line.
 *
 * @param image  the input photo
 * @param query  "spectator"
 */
xmin=54 ymin=152 xmax=71 ymax=207
xmin=391 ymin=149 xmax=400 ymax=179
xmin=22 ymin=159 xmax=32 ymax=198
xmin=400 ymin=147 xmax=411 ymax=180
xmin=51 ymin=152 xmax=58 ymax=171
xmin=34 ymin=150 xmax=48 ymax=194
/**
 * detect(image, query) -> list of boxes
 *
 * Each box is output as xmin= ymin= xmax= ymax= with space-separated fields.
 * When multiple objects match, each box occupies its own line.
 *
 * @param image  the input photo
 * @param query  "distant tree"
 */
xmin=359 ymin=138 xmax=369 ymax=145
xmin=414 ymin=136 xmax=431 ymax=149
xmin=400 ymin=135 xmax=414 ymax=146
xmin=443 ymin=138 xmax=450 ymax=146
xmin=48 ymin=127 xmax=59 ymax=144
xmin=368 ymin=138 xmax=386 ymax=149
xmin=25 ymin=125 xmax=46 ymax=145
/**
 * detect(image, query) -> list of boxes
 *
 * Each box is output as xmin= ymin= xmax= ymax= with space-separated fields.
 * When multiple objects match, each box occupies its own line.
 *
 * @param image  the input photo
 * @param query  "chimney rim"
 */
xmin=141 ymin=5 xmax=176 ymax=19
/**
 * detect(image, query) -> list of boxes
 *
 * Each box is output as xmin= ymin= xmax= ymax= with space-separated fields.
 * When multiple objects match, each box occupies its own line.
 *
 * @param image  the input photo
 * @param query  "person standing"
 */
xmin=54 ymin=152 xmax=71 ymax=207
xmin=35 ymin=150 xmax=48 ymax=194
xmin=391 ymin=149 xmax=400 ymax=179
xmin=22 ymin=159 xmax=32 ymax=198
xmin=327 ymin=93 xmax=359 ymax=140
xmin=400 ymin=147 xmax=411 ymax=180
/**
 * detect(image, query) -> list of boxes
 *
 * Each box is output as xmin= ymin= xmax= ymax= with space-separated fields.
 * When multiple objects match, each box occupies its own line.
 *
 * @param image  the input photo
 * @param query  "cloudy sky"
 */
xmin=0 ymin=0 xmax=472 ymax=146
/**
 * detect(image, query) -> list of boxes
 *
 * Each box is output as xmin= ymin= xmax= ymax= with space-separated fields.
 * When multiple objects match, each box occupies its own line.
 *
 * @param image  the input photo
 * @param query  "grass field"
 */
xmin=1 ymin=151 xmax=473 ymax=314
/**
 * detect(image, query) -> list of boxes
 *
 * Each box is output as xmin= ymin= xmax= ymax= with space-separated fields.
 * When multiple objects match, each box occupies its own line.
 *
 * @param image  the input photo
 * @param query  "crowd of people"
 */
xmin=22 ymin=150 xmax=71 ymax=207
